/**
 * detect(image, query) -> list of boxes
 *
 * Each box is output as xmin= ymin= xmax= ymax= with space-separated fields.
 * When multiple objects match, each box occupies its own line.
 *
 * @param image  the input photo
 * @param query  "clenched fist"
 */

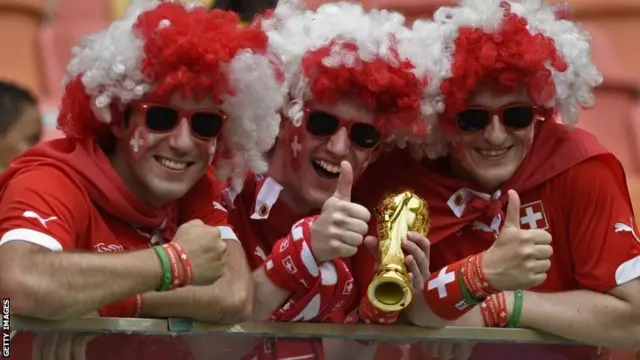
xmin=174 ymin=219 xmax=227 ymax=286
xmin=311 ymin=161 xmax=371 ymax=263
xmin=483 ymin=190 xmax=553 ymax=290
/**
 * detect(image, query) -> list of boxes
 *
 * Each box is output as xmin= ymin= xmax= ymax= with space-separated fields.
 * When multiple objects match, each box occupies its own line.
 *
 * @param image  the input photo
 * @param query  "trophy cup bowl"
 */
xmin=367 ymin=190 xmax=430 ymax=312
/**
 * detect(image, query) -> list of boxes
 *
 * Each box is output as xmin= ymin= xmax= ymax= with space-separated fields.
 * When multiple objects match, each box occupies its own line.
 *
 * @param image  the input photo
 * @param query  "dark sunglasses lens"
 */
xmin=191 ymin=112 xmax=224 ymax=138
xmin=502 ymin=106 xmax=535 ymax=129
xmin=145 ymin=106 xmax=179 ymax=132
xmin=350 ymin=123 xmax=381 ymax=149
xmin=457 ymin=109 xmax=490 ymax=132
xmin=306 ymin=111 xmax=340 ymax=137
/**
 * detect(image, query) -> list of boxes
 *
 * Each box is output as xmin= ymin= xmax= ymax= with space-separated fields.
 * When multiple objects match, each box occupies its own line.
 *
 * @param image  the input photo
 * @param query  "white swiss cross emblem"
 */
xmin=519 ymin=201 xmax=549 ymax=230
xmin=427 ymin=267 xmax=455 ymax=298
xmin=343 ymin=279 xmax=354 ymax=295
xmin=282 ymin=256 xmax=297 ymax=274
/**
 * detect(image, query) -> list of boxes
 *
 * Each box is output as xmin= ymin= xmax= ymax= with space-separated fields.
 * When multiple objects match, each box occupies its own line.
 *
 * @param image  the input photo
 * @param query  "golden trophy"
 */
xmin=367 ymin=190 xmax=430 ymax=312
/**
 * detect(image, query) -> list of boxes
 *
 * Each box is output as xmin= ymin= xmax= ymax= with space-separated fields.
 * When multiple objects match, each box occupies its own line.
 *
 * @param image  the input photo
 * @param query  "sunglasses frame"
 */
xmin=303 ymin=107 xmax=383 ymax=150
xmin=456 ymin=103 xmax=540 ymax=133
xmin=132 ymin=102 xmax=228 ymax=140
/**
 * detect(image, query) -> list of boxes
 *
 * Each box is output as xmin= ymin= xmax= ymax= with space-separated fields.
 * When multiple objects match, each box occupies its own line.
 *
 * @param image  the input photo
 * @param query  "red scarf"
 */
xmin=5 ymin=138 xmax=194 ymax=360
xmin=357 ymin=120 xmax=613 ymax=245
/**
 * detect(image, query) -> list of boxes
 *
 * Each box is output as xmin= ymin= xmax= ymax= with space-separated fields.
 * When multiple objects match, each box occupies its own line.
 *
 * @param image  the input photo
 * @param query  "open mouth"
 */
xmin=312 ymin=159 xmax=340 ymax=179
xmin=154 ymin=156 xmax=194 ymax=171
xmin=475 ymin=146 xmax=513 ymax=159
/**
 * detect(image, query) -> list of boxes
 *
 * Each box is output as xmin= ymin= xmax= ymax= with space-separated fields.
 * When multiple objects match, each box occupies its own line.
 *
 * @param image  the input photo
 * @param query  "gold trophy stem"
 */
xmin=367 ymin=190 xmax=430 ymax=313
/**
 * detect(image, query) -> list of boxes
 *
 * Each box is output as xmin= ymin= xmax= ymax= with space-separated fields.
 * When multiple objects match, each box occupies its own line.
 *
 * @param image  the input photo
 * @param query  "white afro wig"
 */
xmin=58 ymin=0 xmax=286 ymax=191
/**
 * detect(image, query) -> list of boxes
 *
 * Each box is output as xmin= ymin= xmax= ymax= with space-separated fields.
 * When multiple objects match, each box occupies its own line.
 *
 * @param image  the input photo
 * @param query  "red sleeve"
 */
xmin=178 ymin=171 xmax=238 ymax=241
xmin=564 ymin=157 xmax=640 ymax=292
xmin=0 ymin=167 xmax=88 ymax=251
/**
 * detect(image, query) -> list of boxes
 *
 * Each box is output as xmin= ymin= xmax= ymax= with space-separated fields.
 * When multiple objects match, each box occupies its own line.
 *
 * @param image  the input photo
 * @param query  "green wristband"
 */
xmin=458 ymin=269 xmax=483 ymax=304
xmin=152 ymin=246 xmax=172 ymax=292
xmin=507 ymin=290 xmax=524 ymax=328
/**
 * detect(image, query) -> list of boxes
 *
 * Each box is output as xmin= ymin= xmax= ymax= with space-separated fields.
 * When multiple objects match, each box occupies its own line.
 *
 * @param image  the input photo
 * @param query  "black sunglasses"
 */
xmin=304 ymin=109 xmax=382 ymax=149
xmin=134 ymin=103 xmax=226 ymax=140
xmin=457 ymin=104 xmax=537 ymax=133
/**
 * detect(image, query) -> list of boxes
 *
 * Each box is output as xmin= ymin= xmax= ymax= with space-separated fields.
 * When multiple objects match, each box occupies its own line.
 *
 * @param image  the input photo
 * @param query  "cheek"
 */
xmin=450 ymin=135 xmax=474 ymax=161
xmin=200 ymin=138 xmax=217 ymax=163
xmin=128 ymin=126 xmax=158 ymax=161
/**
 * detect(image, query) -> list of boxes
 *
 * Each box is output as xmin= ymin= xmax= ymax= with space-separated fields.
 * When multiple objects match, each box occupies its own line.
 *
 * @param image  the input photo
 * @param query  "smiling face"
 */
xmin=111 ymin=94 xmax=222 ymax=206
xmin=270 ymin=97 xmax=380 ymax=212
xmin=449 ymin=88 xmax=536 ymax=191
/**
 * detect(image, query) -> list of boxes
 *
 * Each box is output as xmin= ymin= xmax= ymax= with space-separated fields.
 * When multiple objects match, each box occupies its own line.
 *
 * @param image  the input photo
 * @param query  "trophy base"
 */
xmin=367 ymin=265 xmax=413 ymax=312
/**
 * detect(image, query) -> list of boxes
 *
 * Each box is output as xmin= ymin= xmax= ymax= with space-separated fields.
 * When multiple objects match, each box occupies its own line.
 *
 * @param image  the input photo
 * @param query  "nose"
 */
xmin=326 ymin=127 xmax=350 ymax=157
xmin=168 ymin=117 xmax=196 ymax=153
xmin=482 ymin=115 xmax=508 ymax=145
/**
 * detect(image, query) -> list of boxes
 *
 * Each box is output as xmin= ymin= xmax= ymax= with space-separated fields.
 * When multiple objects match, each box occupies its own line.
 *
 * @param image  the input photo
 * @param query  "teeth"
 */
xmin=478 ymin=149 xmax=508 ymax=157
xmin=157 ymin=157 xmax=188 ymax=170
xmin=315 ymin=160 xmax=340 ymax=174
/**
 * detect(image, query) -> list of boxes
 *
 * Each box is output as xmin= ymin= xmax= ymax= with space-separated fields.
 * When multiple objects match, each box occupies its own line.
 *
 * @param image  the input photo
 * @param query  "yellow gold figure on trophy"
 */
xmin=367 ymin=190 xmax=430 ymax=312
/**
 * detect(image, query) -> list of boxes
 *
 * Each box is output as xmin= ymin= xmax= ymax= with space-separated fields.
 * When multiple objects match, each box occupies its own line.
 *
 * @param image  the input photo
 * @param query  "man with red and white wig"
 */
xmin=356 ymin=0 xmax=640 ymax=358
xmin=0 ymin=0 xmax=284 ymax=359
xmin=192 ymin=1 xmax=435 ymax=359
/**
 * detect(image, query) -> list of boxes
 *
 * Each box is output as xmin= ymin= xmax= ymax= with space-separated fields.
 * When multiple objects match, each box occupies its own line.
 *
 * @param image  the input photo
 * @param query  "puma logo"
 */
xmin=614 ymin=218 xmax=639 ymax=243
xmin=22 ymin=211 xmax=57 ymax=228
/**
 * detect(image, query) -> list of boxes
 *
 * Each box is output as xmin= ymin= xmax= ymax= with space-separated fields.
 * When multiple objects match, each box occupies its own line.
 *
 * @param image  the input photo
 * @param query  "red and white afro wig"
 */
xmin=258 ymin=0 xmax=428 ymax=143
xmin=57 ymin=0 xmax=285 ymax=191
xmin=400 ymin=0 xmax=603 ymax=157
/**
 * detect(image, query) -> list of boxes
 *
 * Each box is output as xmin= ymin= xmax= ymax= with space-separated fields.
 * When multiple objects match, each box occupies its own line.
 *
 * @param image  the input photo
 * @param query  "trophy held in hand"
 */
xmin=367 ymin=190 xmax=430 ymax=312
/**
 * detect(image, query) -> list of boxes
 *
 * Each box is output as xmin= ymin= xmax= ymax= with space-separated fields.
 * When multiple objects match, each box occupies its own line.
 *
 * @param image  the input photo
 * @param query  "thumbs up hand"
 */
xmin=310 ymin=161 xmax=371 ymax=263
xmin=482 ymin=190 xmax=553 ymax=290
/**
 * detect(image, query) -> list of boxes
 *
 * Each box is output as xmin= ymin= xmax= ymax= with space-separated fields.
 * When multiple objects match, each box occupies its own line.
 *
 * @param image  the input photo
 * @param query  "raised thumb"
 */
xmin=332 ymin=161 xmax=354 ymax=201
xmin=503 ymin=189 xmax=522 ymax=229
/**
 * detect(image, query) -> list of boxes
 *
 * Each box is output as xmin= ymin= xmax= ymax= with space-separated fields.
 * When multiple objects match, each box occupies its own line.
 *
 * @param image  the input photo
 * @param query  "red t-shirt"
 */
xmin=225 ymin=175 xmax=374 ymax=360
xmin=0 ymin=165 xmax=236 ymax=253
xmin=354 ymin=123 xmax=640 ymax=359
xmin=0 ymin=139 xmax=237 ymax=360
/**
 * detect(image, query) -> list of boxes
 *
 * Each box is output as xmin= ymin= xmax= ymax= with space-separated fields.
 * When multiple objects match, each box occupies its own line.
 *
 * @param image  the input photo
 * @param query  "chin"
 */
xmin=304 ymin=188 xmax=333 ymax=211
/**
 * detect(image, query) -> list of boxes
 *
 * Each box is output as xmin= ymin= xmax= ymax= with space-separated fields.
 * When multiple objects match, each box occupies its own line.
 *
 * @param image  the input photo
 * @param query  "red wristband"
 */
xmin=475 ymin=252 xmax=499 ymax=295
xmin=168 ymin=242 xmax=193 ymax=286
xmin=99 ymin=296 xmax=137 ymax=318
xmin=423 ymin=259 xmax=473 ymax=320
xmin=163 ymin=244 xmax=182 ymax=290
xmin=263 ymin=216 xmax=320 ymax=295
xmin=480 ymin=292 xmax=508 ymax=327
xmin=359 ymin=296 xmax=400 ymax=324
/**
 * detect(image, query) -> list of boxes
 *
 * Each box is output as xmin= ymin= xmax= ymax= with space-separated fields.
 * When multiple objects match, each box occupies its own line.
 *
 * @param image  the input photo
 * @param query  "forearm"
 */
xmin=404 ymin=295 xmax=450 ymax=328
xmin=0 ymin=242 xmax=162 ymax=320
xmin=140 ymin=241 xmax=253 ymax=323
xmin=251 ymin=267 xmax=291 ymax=320
xmin=518 ymin=290 xmax=640 ymax=350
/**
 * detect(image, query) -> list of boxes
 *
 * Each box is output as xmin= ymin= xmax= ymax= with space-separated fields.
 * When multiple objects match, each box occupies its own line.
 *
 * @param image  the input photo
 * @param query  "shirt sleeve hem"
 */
xmin=0 ymin=228 xmax=63 ymax=251
xmin=217 ymin=225 xmax=239 ymax=242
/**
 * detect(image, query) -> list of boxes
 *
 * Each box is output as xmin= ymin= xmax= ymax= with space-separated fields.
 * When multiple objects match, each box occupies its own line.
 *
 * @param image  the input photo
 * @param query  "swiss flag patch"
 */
xmin=519 ymin=201 xmax=549 ymax=230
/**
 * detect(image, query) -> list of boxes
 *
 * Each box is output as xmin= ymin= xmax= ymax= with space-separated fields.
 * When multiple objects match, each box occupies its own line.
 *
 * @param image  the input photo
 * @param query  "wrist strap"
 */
xmin=162 ymin=244 xmax=181 ymax=290
xmin=480 ymin=292 xmax=508 ymax=327
xmin=168 ymin=242 xmax=193 ymax=286
xmin=507 ymin=290 xmax=524 ymax=328
xmin=424 ymin=258 xmax=476 ymax=320
xmin=152 ymin=246 xmax=172 ymax=292
xmin=264 ymin=216 xmax=320 ymax=295
xmin=359 ymin=296 xmax=400 ymax=325
xmin=464 ymin=253 xmax=499 ymax=298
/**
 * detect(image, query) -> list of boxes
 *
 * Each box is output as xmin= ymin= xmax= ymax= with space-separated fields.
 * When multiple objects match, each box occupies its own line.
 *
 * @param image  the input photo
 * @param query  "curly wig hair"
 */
xmin=258 ymin=0 xmax=429 ymax=141
xmin=57 ymin=0 xmax=286 ymax=190
xmin=399 ymin=0 xmax=602 ymax=158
